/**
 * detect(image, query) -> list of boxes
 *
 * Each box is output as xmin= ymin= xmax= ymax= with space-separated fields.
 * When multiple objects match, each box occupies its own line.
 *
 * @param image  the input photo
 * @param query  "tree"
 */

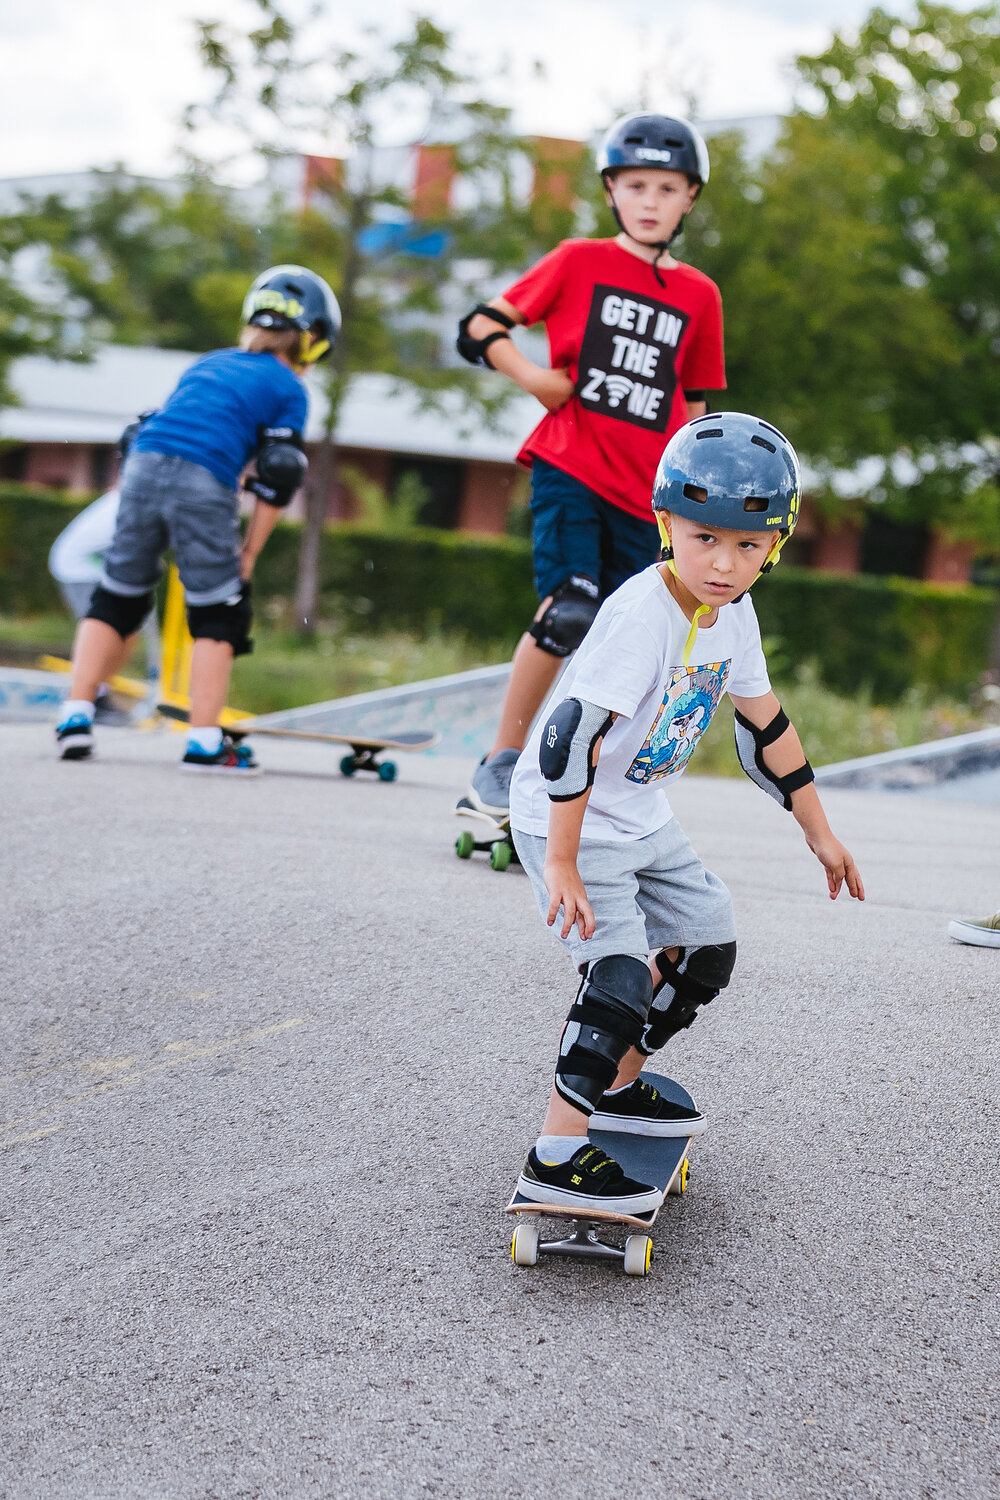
xmin=682 ymin=121 xmax=961 ymax=467
xmin=189 ymin=6 xmax=554 ymax=629
xmin=0 ymin=219 xmax=75 ymax=411
xmin=798 ymin=2 xmax=1000 ymax=448
xmin=7 ymin=171 xmax=263 ymax=353
xmin=793 ymin=1 xmax=1000 ymax=547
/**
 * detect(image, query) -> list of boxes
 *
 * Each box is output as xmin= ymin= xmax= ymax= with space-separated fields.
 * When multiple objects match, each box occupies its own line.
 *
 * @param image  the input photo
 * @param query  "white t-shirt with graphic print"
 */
xmin=509 ymin=564 xmax=771 ymax=842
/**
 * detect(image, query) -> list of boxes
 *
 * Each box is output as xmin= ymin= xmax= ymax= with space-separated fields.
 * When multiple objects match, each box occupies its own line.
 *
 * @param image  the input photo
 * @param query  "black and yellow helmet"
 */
xmin=242 ymin=265 xmax=341 ymax=364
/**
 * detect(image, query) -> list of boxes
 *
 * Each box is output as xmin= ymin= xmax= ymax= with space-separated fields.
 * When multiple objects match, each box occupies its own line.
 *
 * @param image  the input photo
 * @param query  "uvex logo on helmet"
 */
xmin=635 ymin=147 xmax=673 ymax=163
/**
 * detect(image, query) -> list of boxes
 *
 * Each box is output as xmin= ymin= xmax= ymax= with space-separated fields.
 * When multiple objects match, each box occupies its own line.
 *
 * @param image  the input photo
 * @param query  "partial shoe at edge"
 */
xmin=948 ymin=912 xmax=1000 ymax=948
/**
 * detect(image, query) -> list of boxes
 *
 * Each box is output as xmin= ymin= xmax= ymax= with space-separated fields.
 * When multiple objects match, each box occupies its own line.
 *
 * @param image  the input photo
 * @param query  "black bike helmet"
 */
xmin=598 ymin=114 xmax=710 ymax=279
xmin=242 ymin=265 xmax=342 ymax=363
xmin=598 ymin=113 xmax=710 ymax=189
xmin=653 ymin=412 xmax=801 ymax=572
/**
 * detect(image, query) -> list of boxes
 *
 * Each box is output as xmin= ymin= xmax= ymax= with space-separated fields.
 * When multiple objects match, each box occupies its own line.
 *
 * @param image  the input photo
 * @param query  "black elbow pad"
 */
xmin=734 ymin=707 xmax=814 ymax=811
xmin=118 ymin=409 xmax=158 ymax=457
xmin=456 ymin=304 xmax=516 ymax=368
xmin=247 ymin=427 xmax=308 ymax=508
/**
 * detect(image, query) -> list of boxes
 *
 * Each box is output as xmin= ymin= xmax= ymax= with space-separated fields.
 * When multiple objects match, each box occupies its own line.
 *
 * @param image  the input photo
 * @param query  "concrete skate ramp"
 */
xmin=817 ymin=725 xmax=1000 ymax=804
xmin=0 ymin=660 xmax=513 ymax=762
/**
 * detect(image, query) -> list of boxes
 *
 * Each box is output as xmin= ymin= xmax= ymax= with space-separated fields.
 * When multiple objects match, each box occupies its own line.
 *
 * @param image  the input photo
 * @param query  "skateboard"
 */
xmin=157 ymin=703 xmax=438 ymax=780
xmin=453 ymin=796 xmax=519 ymax=872
xmin=505 ymin=1071 xmax=695 ymax=1278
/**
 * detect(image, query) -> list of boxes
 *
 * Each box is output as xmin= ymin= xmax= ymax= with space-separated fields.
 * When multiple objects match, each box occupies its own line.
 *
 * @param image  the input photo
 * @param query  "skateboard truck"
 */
xmin=512 ymin=1218 xmax=654 ymax=1276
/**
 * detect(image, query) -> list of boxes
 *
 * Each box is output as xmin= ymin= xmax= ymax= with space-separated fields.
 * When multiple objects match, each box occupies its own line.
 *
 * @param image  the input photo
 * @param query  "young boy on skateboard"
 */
xmin=508 ymin=412 xmax=865 ymax=1216
xmin=457 ymin=113 xmax=726 ymax=817
xmin=55 ymin=265 xmax=340 ymax=775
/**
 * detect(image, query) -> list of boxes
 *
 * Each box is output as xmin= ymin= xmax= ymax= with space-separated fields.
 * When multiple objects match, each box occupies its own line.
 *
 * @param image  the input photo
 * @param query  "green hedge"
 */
xmin=751 ymin=568 xmax=995 ymax=701
xmin=1 ymin=483 xmax=994 ymax=701
xmin=0 ymin=487 xmax=89 ymax=615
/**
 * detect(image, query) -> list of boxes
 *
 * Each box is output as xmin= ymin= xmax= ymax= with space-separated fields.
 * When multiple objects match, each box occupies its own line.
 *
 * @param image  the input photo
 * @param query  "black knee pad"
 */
xmin=555 ymin=954 xmax=653 ymax=1114
xmin=186 ymin=581 xmax=253 ymax=657
xmin=641 ymin=942 xmax=737 ymax=1053
xmin=529 ymin=575 xmax=600 ymax=658
xmin=86 ymin=584 xmax=154 ymax=640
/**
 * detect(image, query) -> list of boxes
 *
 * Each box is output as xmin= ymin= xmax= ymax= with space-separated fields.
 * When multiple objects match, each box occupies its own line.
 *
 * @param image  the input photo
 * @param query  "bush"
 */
xmin=0 ymin=486 xmax=89 ymax=615
xmin=253 ymin=517 xmax=536 ymax=647
xmin=751 ymin=566 xmax=995 ymax=701
xmin=1 ymin=483 xmax=995 ymax=701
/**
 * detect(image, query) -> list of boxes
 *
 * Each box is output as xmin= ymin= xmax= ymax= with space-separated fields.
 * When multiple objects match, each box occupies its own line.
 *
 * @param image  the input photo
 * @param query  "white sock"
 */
xmin=63 ymin=699 xmax=95 ymax=723
xmin=603 ymin=1082 xmax=634 ymax=1096
xmin=535 ymin=1134 xmax=587 ymax=1166
xmin=187 ymin=726 xmax=223 ymax=755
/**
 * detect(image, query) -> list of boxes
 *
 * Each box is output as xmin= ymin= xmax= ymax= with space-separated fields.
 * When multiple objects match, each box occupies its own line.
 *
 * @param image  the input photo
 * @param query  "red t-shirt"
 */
xmin=504 ymin=238 xmax=726 ymax=521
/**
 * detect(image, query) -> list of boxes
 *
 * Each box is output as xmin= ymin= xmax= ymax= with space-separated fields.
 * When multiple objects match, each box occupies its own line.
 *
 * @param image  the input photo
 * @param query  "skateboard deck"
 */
xmin=506 ymin=1071 xmax=695 ymax=1277
xmin=453 ymin=796 xmax=519 ymax=872
xmin=157 ymin=702 xmax=437 ymax=779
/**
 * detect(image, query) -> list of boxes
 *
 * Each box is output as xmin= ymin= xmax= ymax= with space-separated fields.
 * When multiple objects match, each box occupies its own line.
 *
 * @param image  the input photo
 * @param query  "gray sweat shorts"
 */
xmin=101 ymin=450 xmax=242 ymax=607
xmin=512 ymin=818 xmax=736 ymax=972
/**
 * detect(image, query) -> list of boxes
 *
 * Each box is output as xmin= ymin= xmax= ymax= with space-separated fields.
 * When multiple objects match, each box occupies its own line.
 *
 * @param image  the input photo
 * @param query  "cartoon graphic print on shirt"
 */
xmin=625 ymin=660 xmax=731 ymax=783
xmin=576 ymin=284 xmax=690 ymax=433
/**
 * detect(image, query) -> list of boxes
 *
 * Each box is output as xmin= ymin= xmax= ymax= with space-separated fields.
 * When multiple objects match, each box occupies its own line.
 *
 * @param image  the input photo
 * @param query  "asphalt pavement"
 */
xmin=1 ymin=721 xmax=997 ymax=1500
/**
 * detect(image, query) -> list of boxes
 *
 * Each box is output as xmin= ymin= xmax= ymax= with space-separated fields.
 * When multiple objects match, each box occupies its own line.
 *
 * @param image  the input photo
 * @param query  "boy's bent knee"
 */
xmin=86 ymin=584 xmax=154 ymax=640
xmin=642 ymin=941 xmax=737 ymax=1053
xmin=555 ymin=954 xmax=653 ymax=1114
xmin=187 ymin=582 xmax=253 ymax=657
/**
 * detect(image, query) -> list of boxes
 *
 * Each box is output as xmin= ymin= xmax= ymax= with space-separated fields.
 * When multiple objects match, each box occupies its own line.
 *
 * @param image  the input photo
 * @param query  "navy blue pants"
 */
xmin=529 ymin=458 xmax=660 ymax=602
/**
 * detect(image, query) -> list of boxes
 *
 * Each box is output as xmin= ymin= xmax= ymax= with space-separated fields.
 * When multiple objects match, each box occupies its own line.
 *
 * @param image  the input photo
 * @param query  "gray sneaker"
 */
xmin=948 ymin=911 xmax=1000 ymax=948
xmin=468 ymin=748 xmax=520 ymax=815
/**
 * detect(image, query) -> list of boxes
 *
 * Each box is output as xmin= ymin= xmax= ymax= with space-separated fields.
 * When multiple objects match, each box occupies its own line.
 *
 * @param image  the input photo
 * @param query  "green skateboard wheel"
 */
xmin=490 ymin=840 xmax=511 ymax=872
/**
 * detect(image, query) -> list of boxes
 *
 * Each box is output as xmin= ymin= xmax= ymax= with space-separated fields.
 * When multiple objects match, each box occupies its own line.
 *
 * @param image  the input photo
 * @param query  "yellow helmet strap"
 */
xmin=299 ymin=332 xmax=329 ymax=365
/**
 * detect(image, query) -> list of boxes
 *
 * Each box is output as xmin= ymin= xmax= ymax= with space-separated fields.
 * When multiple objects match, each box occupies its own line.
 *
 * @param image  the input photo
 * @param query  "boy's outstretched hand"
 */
xmin=807 ymin=832 xmax=865 ymax=901
xmin=543 ymin=859 xmax=596 ymax=940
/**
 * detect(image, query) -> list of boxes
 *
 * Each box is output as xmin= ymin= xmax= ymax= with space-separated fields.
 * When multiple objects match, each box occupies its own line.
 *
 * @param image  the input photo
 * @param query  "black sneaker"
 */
xmin=55 ymin=713 xmax=94 ymax=761
xmin=517 ymin=1144 xmax=663 ymax=1215
xmin=589 ymin=1078 xmax=706 ymax=1138
xmin=181 ymin=735 xmax=262 ymax=777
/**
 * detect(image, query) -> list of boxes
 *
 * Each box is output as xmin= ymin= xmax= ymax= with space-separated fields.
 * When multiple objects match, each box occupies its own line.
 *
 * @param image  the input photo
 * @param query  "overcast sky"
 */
xmin=4 ymin=0 xmax=900 ymax=180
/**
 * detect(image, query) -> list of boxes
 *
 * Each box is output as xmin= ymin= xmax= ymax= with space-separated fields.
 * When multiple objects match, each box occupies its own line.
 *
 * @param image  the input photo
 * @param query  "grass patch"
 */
xmin=3 ymin=612 xmax=998 ymax=766
xmin=230 ymin=624 xmax=513 ymax=715
xmin=0 ymin=612 xmax=75 ymax=663
xmin=693 ymin=663 xmax=1000 ymax=775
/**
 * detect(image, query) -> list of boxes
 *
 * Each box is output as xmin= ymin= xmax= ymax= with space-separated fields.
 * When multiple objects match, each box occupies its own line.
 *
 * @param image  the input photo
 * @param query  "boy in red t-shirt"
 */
xmin=457 ymin=113 xmax=726 ymax=816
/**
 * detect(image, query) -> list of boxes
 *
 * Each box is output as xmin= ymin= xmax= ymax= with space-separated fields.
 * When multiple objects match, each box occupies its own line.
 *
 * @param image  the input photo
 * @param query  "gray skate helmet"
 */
xmin=652 ymin=412 xmax=801 ymax=574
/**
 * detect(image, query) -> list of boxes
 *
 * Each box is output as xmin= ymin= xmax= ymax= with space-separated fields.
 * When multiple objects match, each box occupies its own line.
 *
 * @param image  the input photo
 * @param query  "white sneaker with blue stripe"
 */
xmin=55 ymin=713 xmax=95 ymax=761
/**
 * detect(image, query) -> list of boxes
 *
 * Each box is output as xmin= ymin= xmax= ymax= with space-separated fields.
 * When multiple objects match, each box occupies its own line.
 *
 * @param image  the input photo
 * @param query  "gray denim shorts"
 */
xmin=512 ymin=818 xmax=736 ymax=972
xmin=101 ymin=450 xmax=242 ymax=607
